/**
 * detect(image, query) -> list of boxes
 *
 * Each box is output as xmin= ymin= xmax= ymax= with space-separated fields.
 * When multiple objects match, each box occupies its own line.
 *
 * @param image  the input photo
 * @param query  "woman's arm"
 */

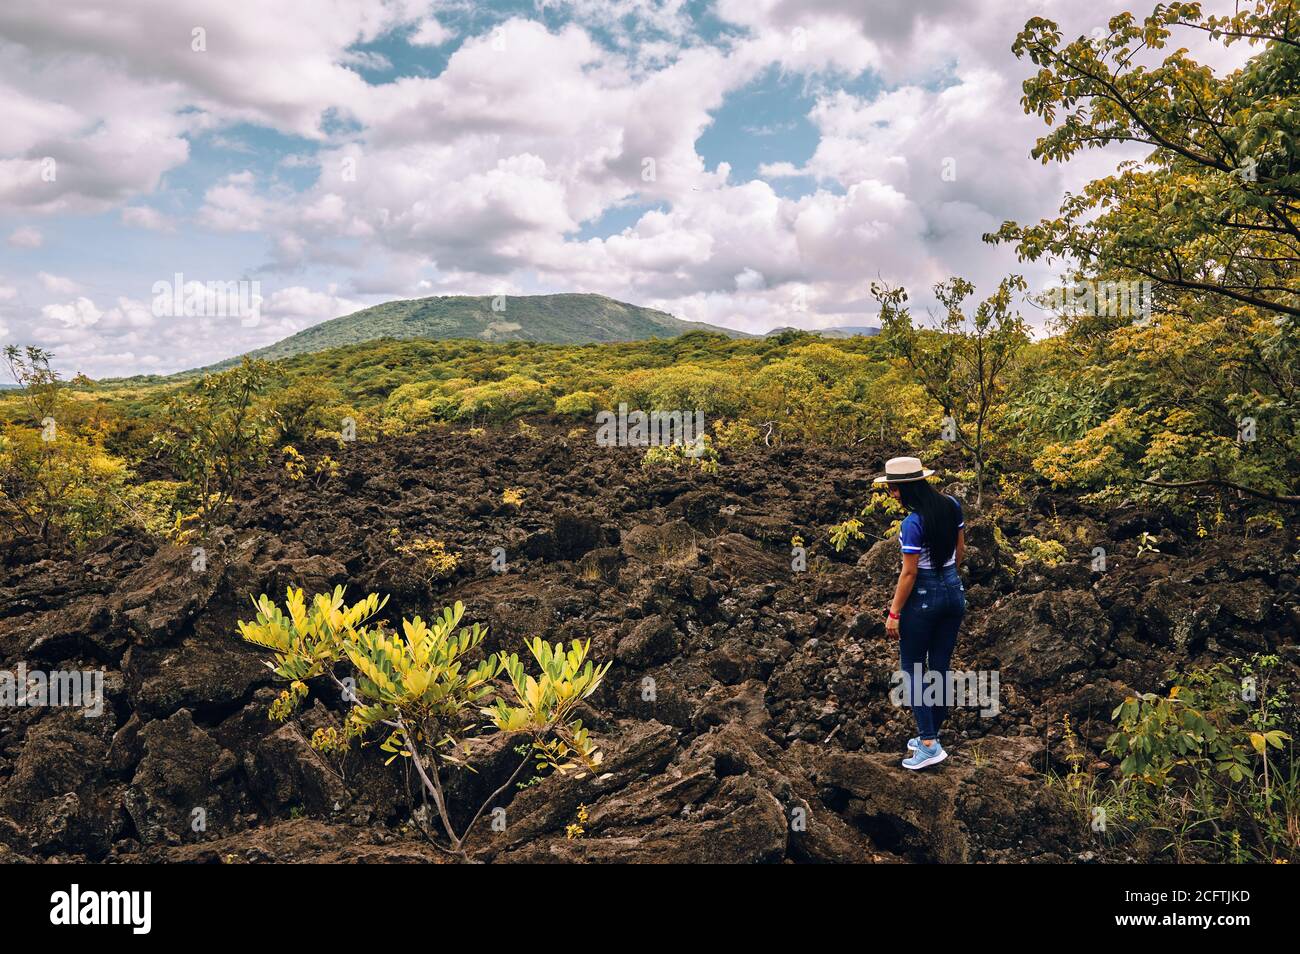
xmin=955 ymin=527 xmax=965 ymax=567
xmin=885 ymin=551 xmax=920 ymax=637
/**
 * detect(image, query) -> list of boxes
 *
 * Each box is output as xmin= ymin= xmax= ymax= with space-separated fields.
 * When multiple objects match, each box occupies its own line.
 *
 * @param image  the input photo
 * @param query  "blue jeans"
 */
xmin=898 ymin=565 xmax=966 ymax=741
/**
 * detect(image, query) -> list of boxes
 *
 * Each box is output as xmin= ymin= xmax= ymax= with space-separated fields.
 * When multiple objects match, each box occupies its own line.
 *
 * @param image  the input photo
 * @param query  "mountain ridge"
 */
xmin=203 ymin=293 xmax=750 ymax=371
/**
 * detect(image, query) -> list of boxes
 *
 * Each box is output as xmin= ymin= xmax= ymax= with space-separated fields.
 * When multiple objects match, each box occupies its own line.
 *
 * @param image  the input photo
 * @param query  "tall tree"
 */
xmin=989 ymin=1 xmax=1299 ymax=505
xmin=988 ymin=1 xmax=1299 ymax=323
xmin=873 ymin=276 xmax=1030 ymax=505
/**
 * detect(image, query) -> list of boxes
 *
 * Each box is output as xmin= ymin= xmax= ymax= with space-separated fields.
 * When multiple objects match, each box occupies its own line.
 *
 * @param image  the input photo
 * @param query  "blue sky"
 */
xmin=0 ymin=0 xmax=1253 ymax=377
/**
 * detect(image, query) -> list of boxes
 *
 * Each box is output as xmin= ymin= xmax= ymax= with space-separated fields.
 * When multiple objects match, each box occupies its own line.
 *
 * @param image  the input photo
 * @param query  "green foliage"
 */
xmin=1099 ymin=659 xmax=1298 ymax=861
xmin=0 ymin=346 xmax=133 ymax=548
xmin=118 ymin=479 xmax=195 ymax=542
xmin=861 ymin=493 xmax=905 ymax=519
xmin=554 ymin=390 xmax=602 ymax=416
xmin=84 ymin=329 xmax=932 ymax=470
xmin=238 ymin=586 xmax=611 ymax=854
xmin=642 ymin=435 xmax=719 ymax=474
xmin=993 ymin=1 xmax=1300 ymax=325
xmin=3 ymin=345 xmax=61 ymax=422
xmin=393 ymin=536 xmax=460 ymax=583
xmin=874 ymin=276 xmax=1029 ymax=504
xmin=712 ymin=418 xmax=762 ymax=448
xmin=1136 ymin=531 xmax=1161 ymax=556
xmin=1013 ymin=535 xmax=1068 ymax=568
xmin=0 ymin=425 xmax=129 ymax=547
xmin=482 ymin=637 xmax=611 ymax=777
xmin=269 ymin=379 xmax=343 ymax=442
xmin=152 ymin=358 xmax=280 ymax=524
xmin=747 ymin=343 xmax=887 ymax=445
xmin=453 ymin=374 xmax=551 ymax=422
xmin=283 ymin=445 xmax=339 ymax=488
xmin=989 ymin=1 xmax=1300 ymax=507
xmin=614 ymin=363 xmax=748 ymax=420
xmin=828 ymin=517 xmax=865 ymax=553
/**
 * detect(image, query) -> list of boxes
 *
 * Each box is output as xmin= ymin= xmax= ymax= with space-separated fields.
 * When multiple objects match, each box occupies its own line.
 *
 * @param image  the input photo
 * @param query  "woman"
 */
xmin=873 ymin=456 xmax=966 ymax=770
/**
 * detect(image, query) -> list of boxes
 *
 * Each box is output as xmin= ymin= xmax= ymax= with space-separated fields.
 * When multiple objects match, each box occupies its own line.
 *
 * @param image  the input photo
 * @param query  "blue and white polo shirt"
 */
xmin=898 ymin=495 xmax=964 ymax=568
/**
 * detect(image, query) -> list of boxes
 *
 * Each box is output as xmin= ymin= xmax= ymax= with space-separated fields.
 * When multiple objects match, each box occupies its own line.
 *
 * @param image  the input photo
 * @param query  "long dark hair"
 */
xmin=896 ymin=479 xmax=959 ymax=568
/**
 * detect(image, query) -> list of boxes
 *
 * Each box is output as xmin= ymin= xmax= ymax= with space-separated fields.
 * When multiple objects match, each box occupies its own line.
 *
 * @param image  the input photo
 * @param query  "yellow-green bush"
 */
xmin=453 ymin=374 xmax=551 ymax=422
xmin=0 ymin=424 xmax=131 ymax=547
xmin=642 ymin=435 xmax=719 ymax=474
xmin=394 ymin=536 xmax=460 ymax=582
xmin=238 ymin=587 xmax=611 ymax=853
xmin=554 ymin=390 xmax=603 ymax=416
xmin=1013 ymin=535 xmax=1068 ymax=568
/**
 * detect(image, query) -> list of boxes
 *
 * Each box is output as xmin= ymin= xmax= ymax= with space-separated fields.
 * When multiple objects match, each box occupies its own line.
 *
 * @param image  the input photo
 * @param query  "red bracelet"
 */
xmin=887 ymin=611 xmax=900 ymax=620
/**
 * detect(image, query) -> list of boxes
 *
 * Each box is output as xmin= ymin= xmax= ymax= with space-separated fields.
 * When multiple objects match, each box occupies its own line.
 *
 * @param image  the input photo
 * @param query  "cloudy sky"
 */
xmin=0 ymin=0 xmax=1255 ymax=378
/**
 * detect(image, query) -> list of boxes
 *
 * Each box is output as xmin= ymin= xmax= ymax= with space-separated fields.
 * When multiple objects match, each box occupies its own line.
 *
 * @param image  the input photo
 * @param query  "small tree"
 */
xmin=3 ymin=345 xmax=62 ymax=424
xmin=238 ymin=587 xmax=611 ymax=856
xmin=872 ymin=276 xmax=1029 ymax=505
xmin=154 ymin=358 xmax=279 ymax=524
xmin=0 ymin=346 xmax=129 ymax=548
xmin=269 ymin=379 xmax=342 ymax=443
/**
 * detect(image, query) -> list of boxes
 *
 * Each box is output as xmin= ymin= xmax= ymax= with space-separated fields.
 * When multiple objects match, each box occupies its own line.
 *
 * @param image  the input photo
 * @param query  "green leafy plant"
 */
xmin=873 ymin=276 xmax=1030 ymax=505
xmin=238 ymin=586 xmax=611 ymax=856
xmin=641 ymin=436 xmax=719 ymax=474
xmin=393 ymin=536 xmax=460 ymax=583
xmin=1014 ymin=535 xmax=1068 ymax=569
xmin=1136 ymin=531 xmax=1161 ymax=557
xmin=828 ymin=517 xmax=865 ymax=552
xmin=0 ymin=345 xmax=132 ymax=548
xmin=1103 ymin=661 xmax=1296 ymax=861
xmin=153 ymin=358 xmax=280 ymax=524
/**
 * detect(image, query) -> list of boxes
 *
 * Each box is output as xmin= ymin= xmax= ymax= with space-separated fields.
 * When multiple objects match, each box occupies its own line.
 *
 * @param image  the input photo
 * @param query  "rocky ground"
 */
xmin=1 ymin=421 xmax=1297 ymax=863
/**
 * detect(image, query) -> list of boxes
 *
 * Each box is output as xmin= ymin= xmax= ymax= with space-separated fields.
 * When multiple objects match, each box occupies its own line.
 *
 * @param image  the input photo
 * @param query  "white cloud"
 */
xmin=37 ymin=272 xmax=78 ymax=294
xmin=197 ymin=172 xmax=274 ymax=232
xmin=409 ymin=17 xmax=454 ymax=46
xmin=120 ymin=206 xmax=174 ymax=231
xmin=42 ymin=296 xmax=101 ymax=329
xmin=263 ymin=285 xmax=362 ymax=328
xmin=342 ymin=49 xmax=393 ymax=72
xmin=6 ymin=226 xmax=42 ymax=248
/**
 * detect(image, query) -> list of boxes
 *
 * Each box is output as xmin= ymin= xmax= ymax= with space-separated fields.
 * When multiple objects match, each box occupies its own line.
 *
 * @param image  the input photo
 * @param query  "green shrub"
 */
xmin=152 ymin=358 xmax=280 ymax=524
xmin=269 ymin=380 xmax=343 ymax=442
xmin=1092 ymin=659 xmax=1297 ymax=862
xmin=453 ymin=374 xmax=551 ymax=422
xmin=0 ymin=346 xmax=133 ymax=548
xmin=828 ymin=517 xmax=865 ymax=553
xmin=1013 ymin=535 xmax=1068 ymax=568
xmin=554 ymin=390 xmax=602 ymax=416
xmin=642 ymin=435 xmax=719 ymax=474
xmin=238 ymin=587 xmax=611 ymax=855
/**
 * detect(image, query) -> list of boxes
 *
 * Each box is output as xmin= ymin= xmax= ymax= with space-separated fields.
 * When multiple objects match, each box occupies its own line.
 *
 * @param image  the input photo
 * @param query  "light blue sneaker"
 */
xmin=907 ymin=736 xmax=942 ymax=751
xmin=902 ymin=740 xmax=948 ymax=770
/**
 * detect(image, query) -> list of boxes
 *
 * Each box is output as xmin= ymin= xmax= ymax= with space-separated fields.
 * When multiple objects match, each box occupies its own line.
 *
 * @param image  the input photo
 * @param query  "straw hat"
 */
xmin=872 ymin=456 xmax=935 ymax=485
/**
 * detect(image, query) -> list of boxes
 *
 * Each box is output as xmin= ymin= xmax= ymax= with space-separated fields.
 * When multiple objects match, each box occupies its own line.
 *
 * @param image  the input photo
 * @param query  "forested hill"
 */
xmin=208 ymin=293 xmax=749 ymax=369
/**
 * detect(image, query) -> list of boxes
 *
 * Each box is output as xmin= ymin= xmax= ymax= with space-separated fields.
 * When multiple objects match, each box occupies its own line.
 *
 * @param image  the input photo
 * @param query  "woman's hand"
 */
xmin=885 ymin=611 xmax=900 ymax=638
